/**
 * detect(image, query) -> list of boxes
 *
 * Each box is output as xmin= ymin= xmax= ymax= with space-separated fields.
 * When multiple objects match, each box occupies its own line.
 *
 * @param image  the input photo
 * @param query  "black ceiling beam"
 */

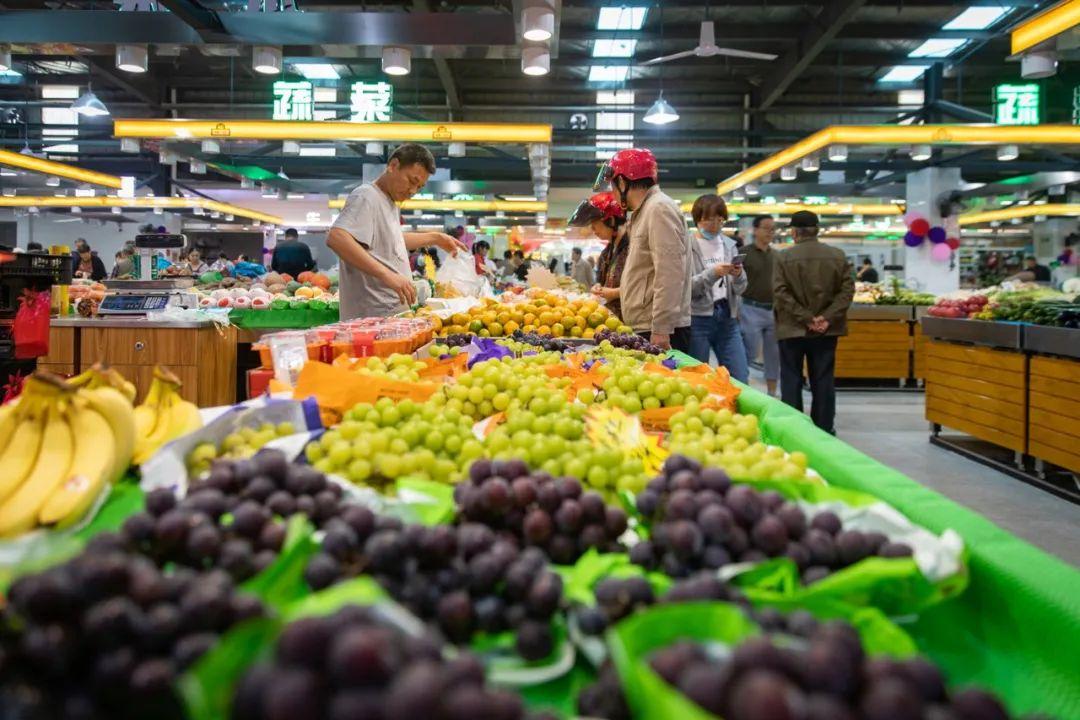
xmin=153 ymin=0 xmax=230 ymax=42
xmin=759 ymin=0 xmax=869 ymax=111
xmin=85 ymin=57 xmax=161 ymax=110
xmin=561 ymin=25 xmax=996 ymax=42
xmin=411 ymin=0 xmax=463 ymax=118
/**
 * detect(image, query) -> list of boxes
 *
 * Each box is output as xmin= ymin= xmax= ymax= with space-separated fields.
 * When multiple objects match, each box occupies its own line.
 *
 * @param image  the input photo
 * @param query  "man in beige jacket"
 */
xmin=596 ymin=148 xmax=691 ymax=351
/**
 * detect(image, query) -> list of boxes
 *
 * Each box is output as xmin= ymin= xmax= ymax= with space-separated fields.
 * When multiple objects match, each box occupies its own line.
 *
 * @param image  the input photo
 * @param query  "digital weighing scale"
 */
xmin=97 ymin=279 xmax=200 ymax=316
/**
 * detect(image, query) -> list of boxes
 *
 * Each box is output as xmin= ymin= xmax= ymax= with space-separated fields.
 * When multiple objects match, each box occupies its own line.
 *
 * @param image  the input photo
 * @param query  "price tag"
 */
xmin=585 ymin=405 xmax=668 ymax=475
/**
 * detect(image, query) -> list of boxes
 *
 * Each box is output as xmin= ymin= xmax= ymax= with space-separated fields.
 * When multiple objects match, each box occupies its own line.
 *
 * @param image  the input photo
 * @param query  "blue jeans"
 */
xmin=739 ymin=303 xmax=780 ymax=382
xmin=688 ymin=302 xmax=749 ymax=383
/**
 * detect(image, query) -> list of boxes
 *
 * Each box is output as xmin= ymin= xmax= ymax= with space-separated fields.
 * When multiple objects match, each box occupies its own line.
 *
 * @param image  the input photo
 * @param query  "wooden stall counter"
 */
xmin=835 ymin=305 xmax=914 ymax=382
xmin=48 ymin=317 xmax=237 ymax=407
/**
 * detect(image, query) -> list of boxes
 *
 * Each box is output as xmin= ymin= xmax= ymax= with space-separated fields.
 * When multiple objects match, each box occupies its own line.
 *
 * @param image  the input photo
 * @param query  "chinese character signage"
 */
xmin=273 ymin=81 xmax=313 ymax=121
xmin=993 ymin=83 xmax=1040 ymax=125
xmin=272 ymin=80 xmax=393 ymax=122
xmin=350 ymin=81 xmax=393 ymax=123
xmin=1073 ymin=85 xmax=1080 ymax=125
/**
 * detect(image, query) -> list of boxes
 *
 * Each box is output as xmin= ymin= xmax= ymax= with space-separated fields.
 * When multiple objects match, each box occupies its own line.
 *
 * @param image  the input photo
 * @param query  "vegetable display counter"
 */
xmin=837 ymin=305 xmax=916 ymax=382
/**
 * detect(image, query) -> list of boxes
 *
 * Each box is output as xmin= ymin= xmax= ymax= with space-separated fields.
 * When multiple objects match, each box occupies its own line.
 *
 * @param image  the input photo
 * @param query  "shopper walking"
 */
xmin=597 ymin=147 xmax=691 ymax=351
xmin=272 ymin=228 xmax=317 ymax=278
xmin=570 ymin=247 xmax=594 ymax=287
xmin=327 ymin=143 xmax=467 ymax=319
xmin=686 ymin=194 xmax=749 ymax=382
xmin=740 ymin=215 xmax=780 ymax=396
xmin=773 ymin=210 xmax=854 ymax=434
xmin=568 ymin=191 xmax=629 ymax=319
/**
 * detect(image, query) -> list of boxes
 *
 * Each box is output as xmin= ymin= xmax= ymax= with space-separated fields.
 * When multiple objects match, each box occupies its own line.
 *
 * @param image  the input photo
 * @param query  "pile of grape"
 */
xmin=455 ymin=459 xmax=629 ymax=564
xmin=0 ymin=546 xmax=265 ymax=719
xmin=431 ymin=355 xmax=572 ymax=421
xmin=667 ymin=405 xmax=816 ymax=484
xmin=232 ymin=605 xmax=550 ymax=720
xmin=444 ymin=333 xmax=475 ymax=347
xmin=186 ymin=421 xmax=297 ymax=476
xmin=427 ymin=343 xmax=464 ymax=358
xmin=594 ymin=328 xmax=664 ymax=355
xmin=509 ymin=329 xmax=576 ymax=353
xmin=638 ymin=626 xmax=1014 ymax=720
xmin=308 ymin=398 xmax=482 ymax=487
xmin=123 ymin=451 xmax=349 ymax=582
xmin=594 ymin=361 xmax=709 ymax=414
xmin=631 ymin=455 xmax=913 ymax=581
xmin=355 ymin=354 xmax=429 ymax=382
xmin=303 ymin=518 xmax=564 ymax=661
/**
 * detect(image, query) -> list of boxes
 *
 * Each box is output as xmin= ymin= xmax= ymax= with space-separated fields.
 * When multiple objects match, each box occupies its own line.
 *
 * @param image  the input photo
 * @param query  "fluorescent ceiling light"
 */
xmin=298 ymin=146 xmax=337 ymax=157
xmin=592 ymin=39 xmax=637 ymax=58
xmin=382 ymin=47 xmax=411 ymax=76
xmin=116 ymin=45 xmax=148 ymax=73
xmin=643 ymin=95 xmax=678 ymax=125
xmin=71 ymin=90 xmax=109 ymax=117
xmin=897 ymin=89 xmax=924 ymax=106
xmin=943 ymin=6 xmax=1012 ymax=31
xmin=253 ymin=46 xmax=282 ymax=75
xmin=588 ymin=65 xmax=629 ymax=82
xmin=42 ymin=85 xmax=80 ymax=100
xmin=522 ymin=5 xmax=555 ymax=42
xmin=597 ymin=6 xmax=648 ymax=30
xmin=522 ymin=46 xmax=550 ymax=76
xmin=596 ymin=90 xmax=634 ymax=105
xmin=909 ymin=38 xmax=967 ymax=58
xmin=292 ymin=62 xmax=339 ymax=80
xmin=879 ymin=65 xmax=929 ymax=83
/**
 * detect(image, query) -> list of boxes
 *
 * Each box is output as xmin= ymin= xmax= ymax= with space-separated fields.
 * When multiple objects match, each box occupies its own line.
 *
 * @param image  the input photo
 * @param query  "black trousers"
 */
xmin=778 ymin=335 xmax=838 ymax=434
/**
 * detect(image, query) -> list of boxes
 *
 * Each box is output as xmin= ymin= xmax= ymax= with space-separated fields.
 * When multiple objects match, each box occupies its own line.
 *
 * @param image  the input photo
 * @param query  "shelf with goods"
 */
xmin=835 ymin=305 xmax=915 ymax=381
xmin=0 ymin=332 xmax=1077 ymax=720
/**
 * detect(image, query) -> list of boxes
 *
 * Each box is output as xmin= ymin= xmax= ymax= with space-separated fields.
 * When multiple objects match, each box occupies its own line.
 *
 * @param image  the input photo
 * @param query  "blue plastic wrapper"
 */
xmin=466 ymin=337 xmax=514 ymax=369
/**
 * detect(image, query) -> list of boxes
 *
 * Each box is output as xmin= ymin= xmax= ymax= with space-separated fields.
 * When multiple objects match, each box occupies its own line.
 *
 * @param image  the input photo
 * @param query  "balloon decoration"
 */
xmin=903 ymin=231 xmax=924 ymax=247
xmin=945 ymin=236 xmax=961 ymax=250
xmin=928 ymin=226 xmax=947 ymax=244
xmin=909 ymin=218 xmax=931 ymax=237
xmin=931 ymin=242 xmax=952 ymax=262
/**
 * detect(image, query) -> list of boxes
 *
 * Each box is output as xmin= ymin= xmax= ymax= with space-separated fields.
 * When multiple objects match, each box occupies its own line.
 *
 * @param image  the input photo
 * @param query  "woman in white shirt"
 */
xmin=686 ymin=194 xmax=749 ymax=382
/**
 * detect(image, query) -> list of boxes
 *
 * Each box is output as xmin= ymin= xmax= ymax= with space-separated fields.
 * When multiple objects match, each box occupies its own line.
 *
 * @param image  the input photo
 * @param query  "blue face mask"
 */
xmin=699 ymin=228 xmax=718 ymax=240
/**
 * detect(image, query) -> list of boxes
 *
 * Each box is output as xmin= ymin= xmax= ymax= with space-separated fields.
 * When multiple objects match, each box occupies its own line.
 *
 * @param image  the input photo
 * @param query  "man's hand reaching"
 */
xmin=431 ymin=233 xmax=469 ymax=256
xmin=386 ymin=273 xmax=417 ymax=307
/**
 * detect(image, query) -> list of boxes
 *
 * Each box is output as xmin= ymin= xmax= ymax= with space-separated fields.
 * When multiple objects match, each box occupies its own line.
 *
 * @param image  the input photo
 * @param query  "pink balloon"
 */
xmin=931 ymin=242 xmax=952 ymax=262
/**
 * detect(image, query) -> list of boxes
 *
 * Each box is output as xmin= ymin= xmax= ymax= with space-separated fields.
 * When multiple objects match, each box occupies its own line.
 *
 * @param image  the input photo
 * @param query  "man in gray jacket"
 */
xmin=596 ymin=148 xmax=691 ymax=351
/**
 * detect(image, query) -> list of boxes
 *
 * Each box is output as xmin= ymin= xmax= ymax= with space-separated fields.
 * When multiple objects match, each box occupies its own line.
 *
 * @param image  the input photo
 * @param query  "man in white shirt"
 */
xmin=327 ymin=144 xmax=467 ymax=319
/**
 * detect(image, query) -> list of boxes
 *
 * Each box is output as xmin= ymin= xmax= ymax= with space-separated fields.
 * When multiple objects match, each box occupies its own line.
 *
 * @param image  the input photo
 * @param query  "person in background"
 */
xmin=856 ymin=257 xmax=879 ymax=283
xmin=512 ymin=250 xmax=531 ymax=281
xmin=548 ymin=257 xmax=559 ymax=274
xmin=740 ymin=215 xmax=780 ymax=397
xmin=71 ymin=238 xmax=89 ymax=267
xmin=472 ymin=240 xmax=496 ymax=279
xmin=686 ymin=194 xmax=748 ymax=382
xmin=598 ymin=148 xmax=691 ymax=351
xmin=185 ymin=248 xmax=210 ymax=275
xmin=327 ymin=143 xmax=466 ymax=319
xmin=773 ymin=210 xmax=854 ymax=435
xmin=209 ymin=252 xmax=234 ymax=275
xmin=272 ymin=228 xmax=316 ymax=278
xmin=568 ymin=191 xmax=628 ymax=319
xmin=73 ymin=242 xmax=107 ymax=281
xmin=1020 ymin=256 xmax=1052 ymax=282
xmin=731 ymin=230 xmax=745 ymax=250
xmin=570 ymin=247 xmax=594 ymax=288
xmin=111 ymin=247 xmax=135 ymax=279
xmin=26 ymin=242 xmax=44 ymax=253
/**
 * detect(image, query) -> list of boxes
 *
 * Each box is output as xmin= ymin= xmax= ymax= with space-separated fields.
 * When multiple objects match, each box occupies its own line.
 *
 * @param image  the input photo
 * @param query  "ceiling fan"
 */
xmin=641 ymin=21 xmax=778 ymax=65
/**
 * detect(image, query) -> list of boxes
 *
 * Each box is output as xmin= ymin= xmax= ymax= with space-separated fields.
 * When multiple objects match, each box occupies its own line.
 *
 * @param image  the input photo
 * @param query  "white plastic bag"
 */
xmin=436 ymin=252 xmax=486 ymax=297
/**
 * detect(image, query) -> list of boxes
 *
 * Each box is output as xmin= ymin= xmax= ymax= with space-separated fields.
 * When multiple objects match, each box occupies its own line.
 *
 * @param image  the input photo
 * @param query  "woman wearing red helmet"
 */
xmin=568 ymin=192 xmax=629 ymax=319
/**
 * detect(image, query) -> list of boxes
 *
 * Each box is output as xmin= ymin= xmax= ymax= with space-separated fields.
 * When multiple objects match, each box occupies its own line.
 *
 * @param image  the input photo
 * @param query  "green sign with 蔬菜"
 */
xmin=272 ymin=80 xmax=393 ymax=122
xmin=993 ymin=83 xmax=1040 ymax=125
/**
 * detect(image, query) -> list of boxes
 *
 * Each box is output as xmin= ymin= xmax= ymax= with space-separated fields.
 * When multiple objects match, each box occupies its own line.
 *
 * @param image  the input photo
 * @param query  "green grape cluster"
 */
xmin=591 ymin=339 xmax=661 ymax=362
xmin=667 ymin=404 xmax=812 ymax=483
xmin=427 ymin=343 xmax=464 ymax=358
xmin=186 ymin=421 xmax=297 ymax=476
xmin=305 ymin=397 xmax=482 ymax=488
xmin=484 ymin=401 xmax=648 ymax=496
xmin=592 ymin=361 xmax=709 ymax=414
xmin=429 ymin=355 xmax=572 ymax=421
xmin=358 ymin=353 xmax=429 ymax=382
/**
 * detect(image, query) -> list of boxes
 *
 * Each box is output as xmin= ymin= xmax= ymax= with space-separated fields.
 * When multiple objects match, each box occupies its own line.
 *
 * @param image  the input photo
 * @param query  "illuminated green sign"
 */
xmin=272 ymin=80 xmax=393 ymax=122
xmin=993 ymin=83 xmax=1040 ymax=125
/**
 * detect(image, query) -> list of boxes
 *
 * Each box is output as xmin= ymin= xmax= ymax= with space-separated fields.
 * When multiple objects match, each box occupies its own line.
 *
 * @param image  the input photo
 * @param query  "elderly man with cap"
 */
xmin=772 ymin=210 xmax=854 ymax=434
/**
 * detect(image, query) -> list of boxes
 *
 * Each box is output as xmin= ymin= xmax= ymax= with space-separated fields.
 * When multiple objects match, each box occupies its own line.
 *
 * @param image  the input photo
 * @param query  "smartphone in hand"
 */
xmin=732 ymin=254 xmax=747 ymax=266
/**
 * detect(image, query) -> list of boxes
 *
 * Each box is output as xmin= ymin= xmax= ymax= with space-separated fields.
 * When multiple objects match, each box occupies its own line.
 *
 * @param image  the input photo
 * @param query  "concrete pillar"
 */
xmin=904 ymin=167 xmax=960 ymax=295
xmin=1032 ymin=217 xmax=1075 ymax=262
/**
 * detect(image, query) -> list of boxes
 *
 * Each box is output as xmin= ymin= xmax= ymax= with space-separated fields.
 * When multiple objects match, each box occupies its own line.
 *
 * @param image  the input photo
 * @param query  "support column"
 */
xmin=904 ymin=167 xmax=960 ymax=295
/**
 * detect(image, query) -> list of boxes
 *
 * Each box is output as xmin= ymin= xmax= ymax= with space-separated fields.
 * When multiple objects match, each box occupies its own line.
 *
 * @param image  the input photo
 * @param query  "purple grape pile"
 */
xmin=511 ymin=329 xmax=575 ymax=352
xmin=577 ymin=661 xmax=632 ymax=720
xmin=0 ymin=546 xmax=265 ymax=720
xmin=631 ymin=455 xmax=913 ymax=582
xmin=120 ymin=450 xmax=348 ymax=583
xmin=594 ymin=328 xmax=664 ymax=354
xmin=231 ymin=605 xmax=550 ymax=720
xmin=455 ymin=458 xmax=629 ymax=564
xmin=640 ymin=625 xmax=1020 ymax=720
xmin=303 ymin=514 xmax=565 ymax=661
xmin=444 ymin=333 xmax=474 ymax=348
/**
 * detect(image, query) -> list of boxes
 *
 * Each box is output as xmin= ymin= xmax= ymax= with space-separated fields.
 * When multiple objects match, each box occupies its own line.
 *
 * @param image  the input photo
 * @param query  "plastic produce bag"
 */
xmin=13 ymin=290 xmax=51 ymax=359
xmin=436 ymin=252 xmax=487 ymax=297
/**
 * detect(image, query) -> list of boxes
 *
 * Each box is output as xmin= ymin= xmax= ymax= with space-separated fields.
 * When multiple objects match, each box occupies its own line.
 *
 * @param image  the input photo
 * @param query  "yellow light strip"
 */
xmin=329 ymin=198 xmax=548 ymax=212
xmin=1011 ymin=0 xmax=1080 ymax=54
xmin=0 ymin=148 xmax=125 ymax=190
xmin=114 ymin=119 xmax=553 ymax=144
xmin=679 ymin=201 xmax=902 ymax=216
xmin=716 ymin=124 xmax=1080 ymax=196
xmin=958 ymin=203 xmax=1080 ymax=225
xmin=0 ymin=196 xmax=284 ymax=225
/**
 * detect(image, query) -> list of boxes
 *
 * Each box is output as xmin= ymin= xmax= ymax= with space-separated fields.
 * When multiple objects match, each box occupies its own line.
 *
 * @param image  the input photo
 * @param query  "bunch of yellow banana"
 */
xmin=0 ymin=372 xmax=135 ymax=538
xmin=68 ymin=363 xmax=137 ymax=402
xmin=131 ymin=367 xmax=203 ymax=466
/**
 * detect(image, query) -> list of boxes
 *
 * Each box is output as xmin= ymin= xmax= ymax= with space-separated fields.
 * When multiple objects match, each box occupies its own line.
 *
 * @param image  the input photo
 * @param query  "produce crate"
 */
xmin=1023 ymin=325 xmax=1080 ymax=360
xmin=847 ymin=303 xmax=914 ymax=321
xmin=911 ymin=321 xmax=928 ymax=380
xmin=833 ymin=319 xmax=912 ymax=380
xmin=1027 ymin=354 xmax=1080 ymax=474
xmin=920 ymin=317 xmax=1024 ymax=349
xmin=923 ymin=339 xmax=1027 ymax=453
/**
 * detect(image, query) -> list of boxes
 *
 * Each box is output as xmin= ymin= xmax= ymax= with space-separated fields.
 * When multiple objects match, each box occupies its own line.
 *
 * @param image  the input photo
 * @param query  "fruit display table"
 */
xmin=836 ymin=305 xmax=915 ymax=382
xmin=46 ymin=317 xmax=237 ymax=406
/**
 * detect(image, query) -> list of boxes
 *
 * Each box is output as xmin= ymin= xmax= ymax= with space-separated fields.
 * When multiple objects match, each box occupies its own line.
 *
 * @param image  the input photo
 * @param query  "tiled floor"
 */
xmin=772 ymin=384 xmax=1080 ymax=568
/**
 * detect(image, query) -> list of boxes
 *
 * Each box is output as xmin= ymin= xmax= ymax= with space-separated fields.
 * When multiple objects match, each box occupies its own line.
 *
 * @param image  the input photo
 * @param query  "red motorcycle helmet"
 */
xmin=568 ymin=191 xmax=626 ymax=228
xmin=593 ymin=148 xmax=659 ymax=191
